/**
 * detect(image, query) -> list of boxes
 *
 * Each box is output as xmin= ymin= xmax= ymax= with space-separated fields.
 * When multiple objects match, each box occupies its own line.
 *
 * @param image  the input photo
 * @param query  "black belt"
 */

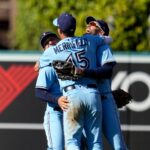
xmin=54 ymin=106 xmax=62 ymax=111
xmin=63 ymin=84 xmax=97 ymax=92
xmin=87 ymin=84 xmax=97 ymax=88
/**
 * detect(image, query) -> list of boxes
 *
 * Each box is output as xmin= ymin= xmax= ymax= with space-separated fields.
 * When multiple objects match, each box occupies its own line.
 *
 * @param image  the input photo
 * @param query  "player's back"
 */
xmin=39 ymin=35 xmax=104 ymax=88
xmin=53 ymin=35 xmax=104 ymax=87
xmin=39 ymin=45 xmax=71 ymax=68
xmin=78 ymin=34 xmax=104 ymax=69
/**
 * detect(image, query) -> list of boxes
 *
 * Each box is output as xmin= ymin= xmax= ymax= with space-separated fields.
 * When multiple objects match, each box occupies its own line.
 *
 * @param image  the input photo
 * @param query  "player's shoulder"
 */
xmin=82 ymin=33 xmax=101 ymax=39
xmin=99 ymin=44 xmax=112 ymax=52
xmin=39 ymin=47 xmax=55 ymax=68
xmin=83 ymin=34 xmax=104 ymax=47
xmin=42 ymin=46 xmax=54 ymax=56
xmin=57 ymin=37 xmax=75 ymax=43
xmin=82 ymin=34 xmax=103 ymax=44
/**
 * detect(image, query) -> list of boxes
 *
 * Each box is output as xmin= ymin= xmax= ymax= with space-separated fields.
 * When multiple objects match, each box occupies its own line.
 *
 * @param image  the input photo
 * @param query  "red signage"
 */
xmin=0 ymin=65 xmax=37 ymax=112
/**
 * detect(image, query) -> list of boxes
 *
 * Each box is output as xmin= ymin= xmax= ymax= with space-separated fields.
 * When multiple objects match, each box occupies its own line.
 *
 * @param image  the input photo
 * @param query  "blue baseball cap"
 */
xmin=40 ymin=31 xmax=58 ymax=48
xmin=86 ymin=16 xmax=109 ymax=35
xmin=53 ymin=13 xmax=76 ymax=33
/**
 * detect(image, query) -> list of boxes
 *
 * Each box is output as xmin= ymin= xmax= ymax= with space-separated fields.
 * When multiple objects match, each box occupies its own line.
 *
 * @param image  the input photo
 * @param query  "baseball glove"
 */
xmin=112 ymin=89 xmax=132 ymax=108
xmin=52 ymin=60 xmax=79 ymax=80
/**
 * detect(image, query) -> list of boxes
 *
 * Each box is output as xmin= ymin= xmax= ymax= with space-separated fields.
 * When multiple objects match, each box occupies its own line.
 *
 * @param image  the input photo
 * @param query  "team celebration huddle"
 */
xmin=34 ymin=12 xmax=130 ymax=150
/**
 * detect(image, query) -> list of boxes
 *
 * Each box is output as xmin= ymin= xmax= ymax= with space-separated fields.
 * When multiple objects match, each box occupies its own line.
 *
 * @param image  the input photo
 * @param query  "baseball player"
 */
xmin=34 ymin=31 xmax=59 ymax=72
xmin=38 ymin=12 xmax=113 ymax=150
xmin=35 ymin=31 xmax=68 ymax=150
xmin=76 ymin=16 xmax=128 ymax=150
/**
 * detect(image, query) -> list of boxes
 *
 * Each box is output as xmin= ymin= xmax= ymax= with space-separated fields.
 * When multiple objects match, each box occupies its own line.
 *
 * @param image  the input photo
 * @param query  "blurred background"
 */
xmin=0 ymin=0 xmax=150 ymax=51
xmin=0 ymin=0 xmax=150 ymax=150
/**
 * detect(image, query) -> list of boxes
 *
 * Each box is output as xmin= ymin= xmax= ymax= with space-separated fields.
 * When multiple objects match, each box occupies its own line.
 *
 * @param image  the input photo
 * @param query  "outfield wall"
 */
xmin=0 ymin=51 xmax=150 ymax=150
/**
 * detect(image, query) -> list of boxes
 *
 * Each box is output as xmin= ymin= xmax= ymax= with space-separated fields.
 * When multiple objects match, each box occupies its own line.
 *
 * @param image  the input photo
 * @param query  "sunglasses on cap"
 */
xmin=89 ymin=21 xmax=103 ymax=31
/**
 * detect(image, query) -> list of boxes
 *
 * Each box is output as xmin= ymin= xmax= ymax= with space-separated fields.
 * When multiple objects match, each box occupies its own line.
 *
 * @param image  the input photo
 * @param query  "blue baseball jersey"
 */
xmin=35 ymin=65 xmax=62 ymax=106
xmin=97 ymin=44 xmax=116 ymax=93
xmin=39 ymin=34 xmax=105 ymax=89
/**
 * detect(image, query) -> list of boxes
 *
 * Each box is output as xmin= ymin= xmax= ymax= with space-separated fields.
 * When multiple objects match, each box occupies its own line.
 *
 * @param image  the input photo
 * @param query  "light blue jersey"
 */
xmin=39 ymin=34 xmax=105 ymax=89
xmin=97 ymin=44 xmax=128 ymax=150
xmin=97 ymin=44 xmax=116 ymax=94
xmin=35 ymin=65 xmax=64 ymax=150
xmin=36 ymin=66 xmax=62 ymax=104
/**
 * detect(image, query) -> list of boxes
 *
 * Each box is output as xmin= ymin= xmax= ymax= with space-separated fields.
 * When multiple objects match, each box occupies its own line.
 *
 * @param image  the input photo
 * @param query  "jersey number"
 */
xmin=66 ymin=50 xmax=89 ymax=69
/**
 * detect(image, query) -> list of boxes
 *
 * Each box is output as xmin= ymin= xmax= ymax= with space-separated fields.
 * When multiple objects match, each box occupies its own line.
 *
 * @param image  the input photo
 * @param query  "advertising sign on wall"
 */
xmin=0 ymin=52 xmax=150 ymax=150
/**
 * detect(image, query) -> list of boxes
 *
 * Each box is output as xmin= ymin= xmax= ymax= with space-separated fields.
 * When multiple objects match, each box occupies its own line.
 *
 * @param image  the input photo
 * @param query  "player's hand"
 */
xmin=34 ymin=61 xmax=39 ymax=72
xmin=58 ymin=96 xmax=69 ymax=111
xmin=74 ymin=67 xmax=85 ymax=76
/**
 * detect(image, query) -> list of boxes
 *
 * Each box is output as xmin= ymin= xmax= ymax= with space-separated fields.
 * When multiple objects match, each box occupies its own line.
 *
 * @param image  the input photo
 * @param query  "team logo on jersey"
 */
xmin=0 ymin=65 xmax=37 ymax=113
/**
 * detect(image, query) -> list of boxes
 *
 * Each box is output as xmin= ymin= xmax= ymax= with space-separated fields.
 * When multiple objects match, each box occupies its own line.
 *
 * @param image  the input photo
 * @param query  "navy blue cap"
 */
xmin=40 ymin=31 xmax=58 ymax=48
xmin=86 ymin=16 xmax=96 ymax=24
xmin=86 ymin=16 xmax=109 ymax=35
xmin=97 ymin=20 xmax=109 ymax=36
xmin=53 ymin=13 xmax=76 ymax=33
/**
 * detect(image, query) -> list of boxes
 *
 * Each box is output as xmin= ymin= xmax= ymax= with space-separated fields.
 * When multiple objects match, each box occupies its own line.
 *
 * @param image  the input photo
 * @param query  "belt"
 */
xmin=54 ymin=106 xmax=62 ymax=111
xmin=63 ymin=84 xmax=97 ymax=92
